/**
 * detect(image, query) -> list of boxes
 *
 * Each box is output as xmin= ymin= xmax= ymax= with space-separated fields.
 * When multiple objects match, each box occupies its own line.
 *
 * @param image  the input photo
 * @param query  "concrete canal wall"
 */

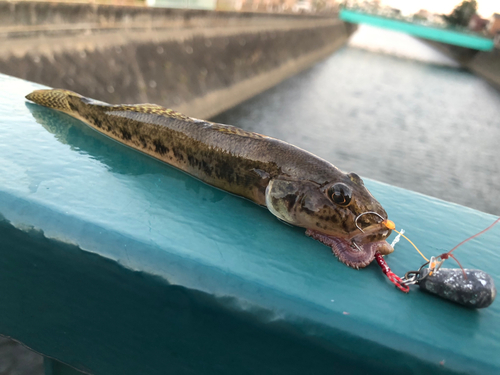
xmin=466 ymin=49 xmax=500 ymax=89
xmin=424 ymin=40 xmax=500 ymax=90
xmin=0 ymin=2 xmax=356 ymax=119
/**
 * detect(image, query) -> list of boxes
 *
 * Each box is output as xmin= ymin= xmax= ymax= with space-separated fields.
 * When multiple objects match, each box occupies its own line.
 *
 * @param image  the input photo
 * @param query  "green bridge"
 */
xmin=340 ymin=9 xmax=495 ymax=51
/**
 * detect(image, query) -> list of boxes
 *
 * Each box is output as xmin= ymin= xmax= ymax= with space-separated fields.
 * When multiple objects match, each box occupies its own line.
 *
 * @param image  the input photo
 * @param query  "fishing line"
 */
xmin=374 ymin=217 xmax=499 ymax=308
xmin=392 ymin=228 xmax=429 ymax=262
xmin=381 ymin=219 xmax=429 ymax=261
xmin=447 ymin=217 xmax=500 ymax=254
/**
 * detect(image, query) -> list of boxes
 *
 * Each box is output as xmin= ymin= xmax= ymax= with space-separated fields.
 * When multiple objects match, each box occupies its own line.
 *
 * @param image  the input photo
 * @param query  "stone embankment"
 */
xmin=0 ymin=2 xmax=356 ymax=119
xmin=466 ymin=49 xmax=500 ymax=89
xmin=424 ymin=40 xmax=500 ymax=90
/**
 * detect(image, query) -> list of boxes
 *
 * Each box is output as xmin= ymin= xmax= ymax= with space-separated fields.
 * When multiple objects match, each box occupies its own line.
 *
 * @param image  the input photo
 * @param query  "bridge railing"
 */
xmin=340 ymin=7 xmax=495 ymax=51
xmin=0 ymin=73 xmax=499 ymax=374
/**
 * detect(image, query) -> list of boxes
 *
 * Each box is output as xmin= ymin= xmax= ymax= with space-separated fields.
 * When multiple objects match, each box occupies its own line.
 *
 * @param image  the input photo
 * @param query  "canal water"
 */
xmin=213 ymin=25 xmax=500 ymax=216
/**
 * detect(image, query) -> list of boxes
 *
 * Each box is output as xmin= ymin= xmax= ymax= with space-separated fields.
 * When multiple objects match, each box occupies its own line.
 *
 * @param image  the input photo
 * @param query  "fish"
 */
xmin=25 ymin=88 xmax=394 ymax=268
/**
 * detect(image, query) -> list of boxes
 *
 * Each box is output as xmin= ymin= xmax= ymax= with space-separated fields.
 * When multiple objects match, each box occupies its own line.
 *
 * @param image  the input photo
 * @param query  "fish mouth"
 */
xmin=306 ymin=227 xmax=393 ymax=269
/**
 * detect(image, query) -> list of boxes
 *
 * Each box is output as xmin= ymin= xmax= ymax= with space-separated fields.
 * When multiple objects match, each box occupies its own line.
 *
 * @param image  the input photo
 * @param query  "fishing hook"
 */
xmin=355 ymin=211 xmax=386 ymax=233
xmin=351 ymin=240 xmax=363 ymax=252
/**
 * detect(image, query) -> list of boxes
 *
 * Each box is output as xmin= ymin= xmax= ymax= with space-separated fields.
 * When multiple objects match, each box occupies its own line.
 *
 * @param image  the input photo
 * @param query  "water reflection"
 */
xmin=27 ymin=102 xmax=167 ymax=177
xmin=24 ymin=101 xmax=296 ymax=260
xmin=26 ymin=101 xmax=237 ymax=205
xmin=27 ymin=102 xmax=224 ymax=202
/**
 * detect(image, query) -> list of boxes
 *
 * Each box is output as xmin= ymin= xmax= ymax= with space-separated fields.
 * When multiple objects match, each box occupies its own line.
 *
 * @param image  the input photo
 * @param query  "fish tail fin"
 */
xmin=26 ymin=89 xmax=83 ymax=113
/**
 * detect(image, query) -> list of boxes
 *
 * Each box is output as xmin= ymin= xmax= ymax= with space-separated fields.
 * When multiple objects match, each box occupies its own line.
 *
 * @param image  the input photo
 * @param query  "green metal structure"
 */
xmin=340 ymin=9 xmax=495 ymax=51
xmin=0 ymin=74 xmax=499 ymax=374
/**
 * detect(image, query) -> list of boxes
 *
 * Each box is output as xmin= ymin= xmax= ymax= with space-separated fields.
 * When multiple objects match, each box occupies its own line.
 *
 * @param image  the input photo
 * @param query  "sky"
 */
xmin=379 ymin=0 xmax=499 ymax=18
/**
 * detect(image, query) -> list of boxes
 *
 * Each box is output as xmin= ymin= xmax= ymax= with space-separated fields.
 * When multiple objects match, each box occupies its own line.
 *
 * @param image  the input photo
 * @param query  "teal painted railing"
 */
xmin=0 ymin=73 xmax=499 ymax=374
xmin=340 ymin=9 xmax=495 ymax=51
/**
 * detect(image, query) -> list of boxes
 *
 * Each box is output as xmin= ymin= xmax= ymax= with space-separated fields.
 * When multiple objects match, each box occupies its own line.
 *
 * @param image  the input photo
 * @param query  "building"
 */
xmin=469 ymin=14 xmax=488 ymax=32
xmin=488 ymin=13 xmax=500 ymax=35
xmin=218 ymin=0 xmax=337 ymax=12
xmin=148 ymin=0 xmax=337 ymax=13
xmin=146 ymin=0 xmax=217 ymax=9
xmin=415 ymin=9 xmax=429 ymax=19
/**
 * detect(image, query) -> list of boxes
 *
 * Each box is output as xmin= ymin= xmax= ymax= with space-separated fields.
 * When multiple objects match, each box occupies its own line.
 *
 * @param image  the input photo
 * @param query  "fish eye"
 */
xmin=328 ymin=183 xmax=352 ymax=206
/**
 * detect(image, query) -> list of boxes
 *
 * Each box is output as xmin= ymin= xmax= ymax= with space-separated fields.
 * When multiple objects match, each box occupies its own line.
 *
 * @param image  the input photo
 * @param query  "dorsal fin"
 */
xmin=108 ymin=104 xmax=193 ymax=121
xmin=209 ymin=123 xmax=269 ymax=140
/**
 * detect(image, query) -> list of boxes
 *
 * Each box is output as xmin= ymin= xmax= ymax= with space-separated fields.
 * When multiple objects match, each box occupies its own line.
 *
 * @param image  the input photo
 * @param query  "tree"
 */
xmin=442 ymin=0 xmax=478 ymax=27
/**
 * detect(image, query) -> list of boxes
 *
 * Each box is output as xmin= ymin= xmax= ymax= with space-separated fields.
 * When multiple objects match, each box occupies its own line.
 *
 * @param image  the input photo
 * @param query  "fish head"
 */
xmin=265 ymin=172 xmax=393 ymax=268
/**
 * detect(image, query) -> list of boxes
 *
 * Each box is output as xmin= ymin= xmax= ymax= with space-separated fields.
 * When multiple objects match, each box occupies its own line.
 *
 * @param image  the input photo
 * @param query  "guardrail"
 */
xmin=1 ymin=74 xmax=499 ymax=374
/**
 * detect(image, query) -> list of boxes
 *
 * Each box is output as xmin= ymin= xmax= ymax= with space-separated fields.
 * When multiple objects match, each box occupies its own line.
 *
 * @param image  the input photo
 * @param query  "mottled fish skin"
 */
xmin=26 ymin=88 xmax=393 ymax=268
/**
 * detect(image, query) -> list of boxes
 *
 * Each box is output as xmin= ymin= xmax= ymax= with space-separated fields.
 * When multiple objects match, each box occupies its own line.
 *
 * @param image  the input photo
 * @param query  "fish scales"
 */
xmin=58 ymin=97 xmax=343 ymax=204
